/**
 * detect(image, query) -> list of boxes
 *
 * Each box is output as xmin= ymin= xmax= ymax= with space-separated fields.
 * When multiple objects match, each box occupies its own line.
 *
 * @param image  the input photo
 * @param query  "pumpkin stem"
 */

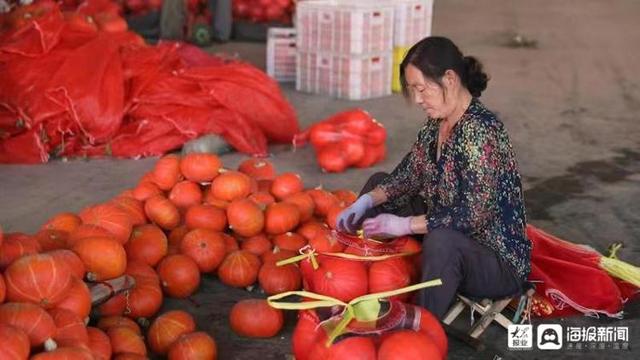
xmin=44 ymin=338 xmax=58 ymax=352
xmin=86 ymin=272 xmax=97 ymax=282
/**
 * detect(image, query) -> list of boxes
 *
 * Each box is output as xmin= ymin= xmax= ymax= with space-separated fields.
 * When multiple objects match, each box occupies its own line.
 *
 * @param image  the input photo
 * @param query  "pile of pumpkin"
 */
xmin=0 ymin=153 xmax=364 ymax=359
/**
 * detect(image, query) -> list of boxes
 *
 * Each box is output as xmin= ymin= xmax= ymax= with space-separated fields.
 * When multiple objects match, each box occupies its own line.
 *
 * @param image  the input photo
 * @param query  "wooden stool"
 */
xmin=442 ymin=283 xmax=535 ymax=340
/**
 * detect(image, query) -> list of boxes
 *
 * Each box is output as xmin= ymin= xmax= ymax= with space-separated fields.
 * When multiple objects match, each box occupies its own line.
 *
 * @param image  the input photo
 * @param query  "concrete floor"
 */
xmin=1 ymin=0 xmax=639 ymax=359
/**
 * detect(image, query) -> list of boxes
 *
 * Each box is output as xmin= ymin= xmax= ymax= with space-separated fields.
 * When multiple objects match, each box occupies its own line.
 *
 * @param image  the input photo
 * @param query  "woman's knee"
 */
xmin=422 ymin=228 xmax=461 ymax=254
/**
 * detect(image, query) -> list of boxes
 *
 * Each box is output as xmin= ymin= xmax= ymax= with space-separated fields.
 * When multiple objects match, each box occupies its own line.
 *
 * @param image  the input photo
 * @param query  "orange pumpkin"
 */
xmin=125 ymin=224 xmax=168 ymax=267
xmin=79 ymin=203 xmax=133 ymax=244
xmin=0 ymin=233 xmax=41 ymax=270
xmin=272 ymin=232 xmax=307 ymax=252
xmin=168 ymin=181 xmax=203 ymax=209
xmin=41 ymin=212 xmax=81 ymax=234
xmin=95 ymin=293 xmax=126 ymax=317
xmin=222 ymin=233 xmax=239 ymax=254
xmin=152 ymin=154 xmax=182 ymax=191
xmin=0 ymin=302 xmax=57 ymax=348
xmin=368 ymin=258 xmax=412 ymax=301
xmin=67 ymin=224 xmax=112 ymax=247
xmin=31 ymin=347 xmax=94 ymax=359
xmin=258 ymin=261 xmax=301 ymax=295
xmin=264 ymin=202 xmax=300 ymax=235
xmin=378 ymin=330 xmax=442 ymax=360
xmin=96 ymin=316 xmax=141 ymax=335
xmin=185 ymin=205 xmax=226 ymax=231
xmin=238 ymin=158 xmax=276 ymax=180
xmin=132 ymin=181 xmax=162 ymax=202
xmin=168 ymin=332 xmax=217 ymax=360
xmin=87 ymin=327 xmax=112 ymax=360
xmin=180 ymin=153 xmax=222 ymax=183
xmin=229 ymin=299 xmax=283 ymax=338
xmin=217 ymin=250 xmax=261 ymax=288
xmin=248 ymin=192 xmax=275 ymax=207
xmin=180 ymin=229 xmax=227 ymax=273
xmin=5 ymin=253 xmax=73 ymax=308
xmin=157 ymin=255 xmax=201 ymax=298
xmin=309 ymin=336 xmax=376 ymax=360
xmin=168 ymin=225 xmax=189 ymax=252
xmin=147 ymin=310 xmax=196 ymax=355
xmin=0 ymin=323 xmax=30 ymax=360
xmin=312 ymin=257 xmax=368 ymax=302
xmin=332 ymin=189 xmax=357 ymax=204
xmin=210 ymin=171 xmax=252 ymax=201
xmin=309 ymin=230 xmax=345 ymax=253
xmin=49 ymin=249 xmax=86 ymax=279
xmin=283 ymin=192 xmax=315 ymax=222
xmin=113 ymin=353 xmax=148 ymax=360
xmin=145 ymin=195 xmax=181 ymax=230
xmin=325 ymin=202 xmax=347 ymax=229
xmin=33 ymin=229 xmax=69 ymax=251
xmin=49 ymin=308 xmax=89 ymax=348
xmin=0 ymin=273 xmax=5 ymax=304
xmin=72 ymin=236 xmax=127 ymax=281
xmin=54 ymin=277 xmax=91 ymax=319
xmin=261 ymin=247 xmax=297 ymax=264
xmin=307 ymin=188 xmax=339 ymax=217
xmin=240 ymin=234 xmax=273 ymax=256
xmin=297 ymin=221 xmax=329 ymax=242
xmin=270 ymin=173 xmax=303 ymax=200
xmin=124 ymin=262 xmax=163 ymax=320
xmin=227 ymin=199 xmax=264 ymax=237
xmin=111 ymin=197 xmax=147 ymax=226
xmin=108 ymin=326 xmax=147 ymax=357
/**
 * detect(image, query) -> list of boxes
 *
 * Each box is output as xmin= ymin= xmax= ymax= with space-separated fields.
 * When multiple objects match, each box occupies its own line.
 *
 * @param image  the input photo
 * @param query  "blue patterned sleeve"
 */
xmin=427 ymin=121 xmax=499 ymax=236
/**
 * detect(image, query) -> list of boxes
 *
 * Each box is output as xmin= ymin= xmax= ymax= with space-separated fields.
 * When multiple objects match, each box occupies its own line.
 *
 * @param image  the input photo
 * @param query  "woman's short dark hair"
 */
xmin=400 ymin=36 xmax=489 ymax=98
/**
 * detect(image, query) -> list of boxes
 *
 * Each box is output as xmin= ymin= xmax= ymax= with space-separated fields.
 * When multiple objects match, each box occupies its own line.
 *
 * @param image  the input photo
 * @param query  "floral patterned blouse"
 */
xmin=378 ymin=98 xmax=531 ymax=280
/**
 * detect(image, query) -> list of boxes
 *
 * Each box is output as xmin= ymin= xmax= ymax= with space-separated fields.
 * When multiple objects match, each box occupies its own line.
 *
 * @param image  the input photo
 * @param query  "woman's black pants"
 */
xmin=360 ymin=172 xmax=523 ymax=319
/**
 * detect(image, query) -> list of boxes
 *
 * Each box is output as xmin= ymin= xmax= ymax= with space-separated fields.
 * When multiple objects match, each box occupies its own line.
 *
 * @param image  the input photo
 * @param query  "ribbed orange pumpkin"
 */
xmin=157 ymin=255 xmax=201 ymax=298
xmin=79 ymin=203 xmax=133 ymax=244
xmin=378 ymin=330 xmax=442 ymax=360
xmin=0 ymin=233 xmax=41 ymax=270
xmin=145 ymin=195 xmax=181 ymax=230
xmin=332 ymin=189 xmax=357 ymax=205
xmin=72 ymin=236 xmax=127 ymax=281
xmin=31 ymin=347 xmax=94 ymax=360
xmin=49 ymin=308 xmax=89 ymax=348
xmin=180 ymin=153 xmax=221 ymax=182
xmin=111 ymin=197 xmax=147 ymax=226
xmin=68 ymin=224 xmax=112 ymax=247
xmin=0 ymin=323 xmax=30 ymax=360
xmin=108 ymin=326 xmax=147 ymax=357
xmin=218 ymin=250 xmax=261 ymax=288
xmin=264 ymin=202 xmax=300 ymax=235
xmin=124 ymin=262 xmax=163 ymax=319
xmin=312 ymin=257 xmax=368 ymax=302
xmin=258 ymin=261 xmax=301 ymax=295
xmin=168 ymin=225 xmax=189 ymax=249
xmin=185 ymin=204 xmax=226 ymax=231
xmin=147 ymin=310 xmax=196 ymax=355
xmin=152 ymin=154 xmax=182 ymax=191
xmin=113 ymin=353 xmax=148 ymax=360
xmin=248 ymin=192 xmax=276 ymax=207
xmin=416 ymin=307 xmax=448 ymax=359
xmin=87 ymin=327 xmax=112 ymax=360
xmin=132 ymin=181 xmax=162 ymax=201
xmin=180 ymin=229 xmax=227 ymax=272
xmin=210 ymin=171 xmax=252 ymax=201
xmin=0 ymin=302 xmax=57 ymax=348
xmin=307 ymin=188 xmax=339 ymax=217
xmin=0 ymin=273 xmax=5 ymax=304
xmin=227 ymin=199 xmax=264 ymax=237
xmin=283 ymin=192 xmax=315 ymax=222
xmin=272 ymin=232 xmax=307 ymax=252
xmin=229 ymin=299 xmax=283 ymax=338
xmin=309 ymin=336 xmax=377 ymax=360
xmin=203 ymin=191 xmax=230 ymax=209
xmin=325 ymin=202 xmax=347 ymax=230
xmin=168 ymin=332 xmax=217 ymax=360
xmin=222 ymin=233 xmax=239 ymax=254
xmin=238 ymin=158 xmax=276 ymax=180
xmin=33 ymin=229 xmax=69 ymax=251
xmin=297 ymin=221 xmax=329 ymax=242
xmin=270 ymin=173 xmax=303 ymax=200
xmin=5 ymin=253 xmax=73 ymax=308
xmin=368 ymin=258 xmax=412 ymax=301
xmin=96 ymin=316 xmax=141 ymax=335
xmin=125 ymin=224 xmax=168 ymax=267
xmin=292 ymin=310 xmax=324 ymax=360
xmin=257 ymin=179 xmax=273 ymax=193
xmin=261 ymin=247 xmax=297 ymax=264
xmin=95 ymin=293 xmax=126 ymax=317
xmin=41 ymin=212 xmax=81 ymax=234
xmin=54 ymin=277 xmax=91 ymax=319
xmin=169 ymin=181 xmax=203 ymax=209
xmin=309 ymin=230 xmax=345 ymax=253
xmin=240 ymin=234 xmax=273 ymax=256
xmin=49 ymin=249 xmax=86 ymax=279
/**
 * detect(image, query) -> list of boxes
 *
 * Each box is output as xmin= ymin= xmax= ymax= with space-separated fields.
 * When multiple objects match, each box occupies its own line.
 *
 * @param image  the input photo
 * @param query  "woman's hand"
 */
xmin=362 ymin=214 xmax=413 ymax=240
xmin=336 ymin=194 xmax=373 ymax=234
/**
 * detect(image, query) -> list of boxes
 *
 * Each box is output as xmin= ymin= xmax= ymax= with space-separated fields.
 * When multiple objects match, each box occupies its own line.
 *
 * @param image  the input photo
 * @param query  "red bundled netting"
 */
xmin=293 ymin=109 xmax=387 ymax=172
xmin=0 ymin=0 xmax=299 ymax=163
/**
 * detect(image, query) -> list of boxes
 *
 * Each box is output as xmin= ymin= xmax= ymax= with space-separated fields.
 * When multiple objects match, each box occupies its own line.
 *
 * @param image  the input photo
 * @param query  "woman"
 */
xmin=336 ymin=36 xmax=531 ymax=319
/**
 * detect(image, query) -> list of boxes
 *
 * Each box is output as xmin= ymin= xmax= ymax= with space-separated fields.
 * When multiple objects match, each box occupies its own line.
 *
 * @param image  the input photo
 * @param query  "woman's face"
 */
xmin=404 ymin=64 xmax=456 ymax=120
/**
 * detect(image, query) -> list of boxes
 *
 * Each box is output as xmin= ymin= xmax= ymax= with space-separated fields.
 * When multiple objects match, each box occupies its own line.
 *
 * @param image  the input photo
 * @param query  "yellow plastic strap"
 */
xmin=276 ymin=248 xmax=319 ymax=269
xmin=276 ymin=248 xmax=418 ymax=269
xmin=607 ymin=243 xmax=622 ymax=259
xmin=599 ymin=256 xmax=640 ymax=288
xmin=267 ymin=278 xmax=443 ymax=345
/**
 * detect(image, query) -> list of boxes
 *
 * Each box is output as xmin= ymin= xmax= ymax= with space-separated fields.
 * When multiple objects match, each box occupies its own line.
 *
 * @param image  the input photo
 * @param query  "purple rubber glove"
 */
xmin=336 ymin=194 xmax=373 ymax=234
xmin=362 ymin=214 xmax=413 ymax=240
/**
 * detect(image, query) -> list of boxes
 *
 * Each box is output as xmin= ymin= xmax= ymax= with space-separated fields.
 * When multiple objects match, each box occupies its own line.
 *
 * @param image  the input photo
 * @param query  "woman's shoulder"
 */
xmin=461 ymin=99 xmax=505 ymax=136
